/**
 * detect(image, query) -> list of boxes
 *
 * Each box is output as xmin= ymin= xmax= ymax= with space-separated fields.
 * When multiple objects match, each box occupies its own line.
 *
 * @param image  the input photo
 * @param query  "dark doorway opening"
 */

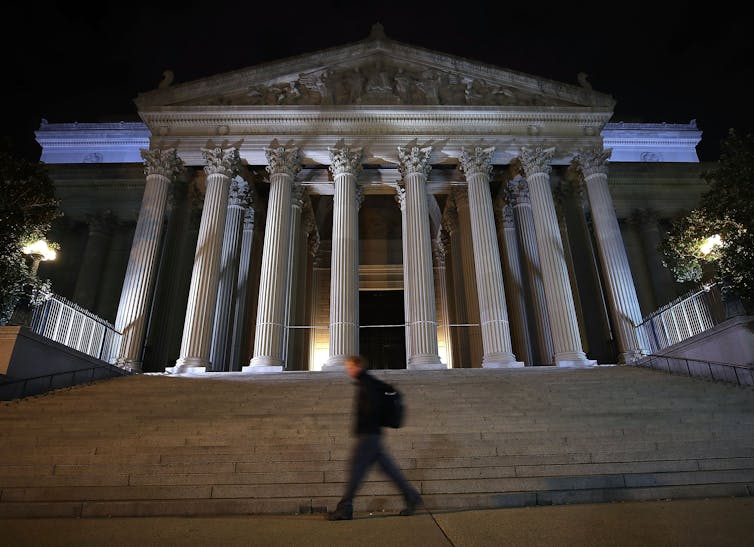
xmin=359 ymin=290 xmax=406 ymax=369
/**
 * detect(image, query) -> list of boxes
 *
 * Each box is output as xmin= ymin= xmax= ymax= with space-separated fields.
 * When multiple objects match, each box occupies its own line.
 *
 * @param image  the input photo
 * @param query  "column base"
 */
xmin=116 ymin=358 xmax=142 ymax=373
xmin=618 ymin=350 xmax=648 ymax=365
xmin=321 ymin=363 xmax=345 ymax=372
xmin=407 ymin=357 xmax=447 ymax=370
xmin=241 ymin=364 xmax=283 ymax=374
xmin=167 ymin=357 xmax=210 ymax=374
xmin=555 ymin=359 xmax=598 ymax=368
xmin=482 ymin=361 xmax=525 ymax=368
xmin=249 ymin=355 xmax=284 ymax=368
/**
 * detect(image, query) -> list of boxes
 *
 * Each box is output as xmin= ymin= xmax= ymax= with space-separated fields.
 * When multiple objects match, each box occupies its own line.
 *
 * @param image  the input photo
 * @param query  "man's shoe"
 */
xmin=327 ymin=508 xmax=353 ymax=521
xmin=399 ymin=497 xmax=423 ymax=516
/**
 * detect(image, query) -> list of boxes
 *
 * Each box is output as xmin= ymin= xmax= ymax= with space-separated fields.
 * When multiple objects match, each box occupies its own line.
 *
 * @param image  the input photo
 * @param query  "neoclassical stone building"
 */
xmin=35 ymin=25 xmax=705 ymax=373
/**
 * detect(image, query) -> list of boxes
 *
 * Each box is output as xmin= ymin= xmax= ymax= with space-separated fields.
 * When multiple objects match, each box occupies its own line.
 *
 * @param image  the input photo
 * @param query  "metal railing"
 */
xmin=636 ymin=283 xmax=726 ymax=353
xmin=633 ymin=353 xmax=754 ymax=388
xmin=30 ymin=294 xmax=122 ymax=364
xmin=0 ymin=362 xmax=132 ymax=401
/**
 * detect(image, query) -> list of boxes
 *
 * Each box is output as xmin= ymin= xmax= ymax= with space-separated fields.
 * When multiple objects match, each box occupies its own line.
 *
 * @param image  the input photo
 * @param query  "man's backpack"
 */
xmin=377 ymin=380 xmax=404 ymax=428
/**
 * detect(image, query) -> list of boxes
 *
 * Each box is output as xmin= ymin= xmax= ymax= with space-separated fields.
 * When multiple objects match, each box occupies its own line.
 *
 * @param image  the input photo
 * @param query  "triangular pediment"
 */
xmin=135 ymin=26 xmax=614 ymax=110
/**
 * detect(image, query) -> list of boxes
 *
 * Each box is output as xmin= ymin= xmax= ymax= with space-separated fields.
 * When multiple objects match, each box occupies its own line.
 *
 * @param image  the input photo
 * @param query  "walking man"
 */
xmin=327 ymin=355 xmax=423 ymax=520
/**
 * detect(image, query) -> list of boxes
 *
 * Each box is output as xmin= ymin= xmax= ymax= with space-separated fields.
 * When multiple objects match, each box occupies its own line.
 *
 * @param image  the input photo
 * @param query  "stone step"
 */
xmin=2 ymin=366 xmax=753 ymax=517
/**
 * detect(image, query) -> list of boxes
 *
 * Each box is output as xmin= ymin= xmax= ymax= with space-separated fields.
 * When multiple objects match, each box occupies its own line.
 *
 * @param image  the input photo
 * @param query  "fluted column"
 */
xmin=115 ymin=148 xmax=183 ymax=371
xmin=518 ymin=147 xmax=592 ymax=366
xmin=209 ymin=177 xmax=250 ymax=371
xmin=453 ymin=188 xmax=484 ymax=367
xmin=173 ymin=147 xmax=241 ymax=373
xmin=509 ymin=175 xmax=555 ymax=365
xmin=573 ymin=148 xmax=649 ymax=362
xmin=247 ymin=145 xmax=301 ymax=372
xmin=394 ymin=184 xmax=411 ymax=365
xmin=433 ymin=237 xmax=453 ymax=367
xmin=74 ymin=211 xmax=115 ymax=311
xmin=459 ymin=147 xmax=522 ymax=367
xmin=496 ymin=200 xmax=533 ymax=366
xmin=322 ymin=145 xmax=362 ymax=370
xmin=283 ymin=184 xmax=306 ymax=368
xmin=228 ymin=206 xmax=256 ymax=372
xmin=442 ymin=200 xmax=469 ymax=367
xmin=397 ymin=145 xmax=443 ymax=369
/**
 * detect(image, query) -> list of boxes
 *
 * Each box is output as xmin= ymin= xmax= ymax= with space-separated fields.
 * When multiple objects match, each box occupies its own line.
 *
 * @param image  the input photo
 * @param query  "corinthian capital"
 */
xmin=573 ymin=147 xmax=612 ymax=178
xmin=459 ymin=146 xmax=495 ymax=178
xmin=228 ymin=177 xmax=252 ymax=207
xmin=392 ymin=183 xmax=406 ymax=211
xmin=507 ymin=175 xmax=530 ymax=206
xmin=140 ymin=148 xmax=184 ymax=179
xmin=201 ymin=146 xmax=241 ymax=178
xmin=291 ymin=184 xmax=306 ymax=208
xmin=265 ymin=145 xmax=301 ymax=178
xmin=397 ymin=145 xmax=432 ymax=179
xmin=518 ymin=147 xmax=556 ymax=177
xmin=328 ymin=145 xmax=363 ymax=177
xmin=500 ymin=204 xmax=515 ymax=227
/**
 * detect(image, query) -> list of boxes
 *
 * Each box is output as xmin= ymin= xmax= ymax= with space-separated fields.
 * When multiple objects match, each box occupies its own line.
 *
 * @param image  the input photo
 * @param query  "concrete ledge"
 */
xmin=0 ymin=326 xmax=127 ymax=399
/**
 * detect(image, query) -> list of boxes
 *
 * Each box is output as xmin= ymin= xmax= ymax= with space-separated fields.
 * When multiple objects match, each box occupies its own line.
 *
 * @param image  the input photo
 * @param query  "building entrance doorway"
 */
xmin=359 ymin=290 xmax=406 ymax=369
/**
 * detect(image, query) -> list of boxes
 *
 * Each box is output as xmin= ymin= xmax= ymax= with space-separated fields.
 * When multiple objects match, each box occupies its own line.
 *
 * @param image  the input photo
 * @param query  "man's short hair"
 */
xmin=346 ymin=355 xmax=369 ymax=369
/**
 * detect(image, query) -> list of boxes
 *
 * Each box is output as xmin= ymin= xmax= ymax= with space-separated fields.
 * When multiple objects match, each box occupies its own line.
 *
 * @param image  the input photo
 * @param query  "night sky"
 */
xmin=4 ymin=1 xmax=752 ymax=163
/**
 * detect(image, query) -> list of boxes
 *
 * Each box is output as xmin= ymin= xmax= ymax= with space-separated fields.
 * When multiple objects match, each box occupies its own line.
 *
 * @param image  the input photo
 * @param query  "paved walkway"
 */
xmin=3 ymin=497 xmax=753 ymax=546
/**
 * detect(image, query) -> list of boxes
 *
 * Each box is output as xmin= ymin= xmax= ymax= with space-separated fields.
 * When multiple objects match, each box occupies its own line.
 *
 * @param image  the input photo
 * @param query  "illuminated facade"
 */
xmin=35 ymin=26 xmax=705 ymax=373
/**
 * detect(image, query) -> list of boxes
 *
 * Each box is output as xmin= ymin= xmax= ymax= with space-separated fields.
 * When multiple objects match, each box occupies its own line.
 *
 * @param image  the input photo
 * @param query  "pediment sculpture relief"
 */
xmin=189 ymin=58 xmax=574 ymax=107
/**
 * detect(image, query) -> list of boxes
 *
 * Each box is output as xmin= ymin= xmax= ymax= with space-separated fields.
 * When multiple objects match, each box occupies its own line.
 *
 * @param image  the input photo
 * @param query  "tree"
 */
xmin=660 ymin=130 xmax=754 ymax=309
xmin=0 ymin=139 xmax=60 ymax=325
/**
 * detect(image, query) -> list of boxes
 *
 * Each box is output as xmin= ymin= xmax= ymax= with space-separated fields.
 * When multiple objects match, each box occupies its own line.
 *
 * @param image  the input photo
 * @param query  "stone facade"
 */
xmin=34 ymin=27 xmax=705 ymax=372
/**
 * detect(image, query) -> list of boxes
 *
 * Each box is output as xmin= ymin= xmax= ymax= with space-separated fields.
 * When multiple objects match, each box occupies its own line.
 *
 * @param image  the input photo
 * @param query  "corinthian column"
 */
xmin=495 ymin=200 xmax=532 ymax=366
xmin=518 ymin=147 xmax=592 ymax=366
xmin=573 ymin=148 xmax=649 ymax=362
xmin=397 ymin=145 xmax=443 ymax=369
xmin=509 ymin=175 xmax=554 ymax=365
xmin=322 ymin=145 xmax=362 ymax=370
xmin=246 ymin=145 xmax=301 ymax=373
xmin=115 ymin=148 xmax=183 ymax=371
xmin=228 ymin=206 xmax=256 ymax=371
xmin=173 ymin=147 xmax=240 ymax=373
xmin=394 ymin=184 xmax=411 ymax=365
xmin=459 ymin=147 xmax=522 ymax=367
xmin=209 ymin=177 xmax=250 ymax=371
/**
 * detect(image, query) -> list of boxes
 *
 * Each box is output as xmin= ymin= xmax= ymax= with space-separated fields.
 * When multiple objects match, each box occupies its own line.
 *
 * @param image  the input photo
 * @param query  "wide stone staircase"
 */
xmin=1 ymin=366 xmax=753 ymax=517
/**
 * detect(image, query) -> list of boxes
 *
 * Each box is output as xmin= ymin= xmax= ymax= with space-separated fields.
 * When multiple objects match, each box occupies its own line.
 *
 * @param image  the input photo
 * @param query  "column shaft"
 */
xmin=174 ymin=171 xmax=232 ymax=371
xmin=576 ymin=149 xmax=649 ymax=361
xmin=247 ymin=145 xmax=300 ymax=372
xmin=115 ymin=148 xmax=182 ymax=371
xmin=460 ymin=148 xmax=521 ymax=367
xmin=209 ymin=178 xmax=249 ymax=371
xmin=228 ymin=208 xmax=256 ymax=371
xmin=510 ymin=178 xmax=554 ymax=365
xmin=519 ymin=148 xmax=591 ymax=366
xmin=498 ymin=204 xmax=533 ymax=365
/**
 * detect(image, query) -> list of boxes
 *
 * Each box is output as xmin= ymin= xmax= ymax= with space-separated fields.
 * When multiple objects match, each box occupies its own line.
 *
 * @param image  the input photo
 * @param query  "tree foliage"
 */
xmin=0 ymin=139 xmax=60 ymax=325
xmin=660 ymin=130 xmax=754 ymax=309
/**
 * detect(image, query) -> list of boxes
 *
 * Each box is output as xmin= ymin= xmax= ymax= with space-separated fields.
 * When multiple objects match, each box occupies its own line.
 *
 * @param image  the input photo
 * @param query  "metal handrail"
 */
xmin=632 ymin=353 xmax=753 ymax=388
xmin=0 ymin=363 xmax=133 ymax=401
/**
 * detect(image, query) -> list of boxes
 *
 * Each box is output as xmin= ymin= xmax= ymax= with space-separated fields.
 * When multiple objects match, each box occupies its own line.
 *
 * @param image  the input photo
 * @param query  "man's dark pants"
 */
xmin=336 ymin=433 xmax=420 ymax=512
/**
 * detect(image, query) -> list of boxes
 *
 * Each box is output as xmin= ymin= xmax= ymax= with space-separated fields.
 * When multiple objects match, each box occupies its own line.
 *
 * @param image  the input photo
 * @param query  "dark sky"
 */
xmin=4 ymin=1 xmax=752 ymax=162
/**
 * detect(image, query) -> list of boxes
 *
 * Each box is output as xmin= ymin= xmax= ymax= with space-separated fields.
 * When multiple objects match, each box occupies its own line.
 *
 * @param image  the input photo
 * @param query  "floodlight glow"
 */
xmin=22 ymin=240 xmax=57 ymax=261
xmin=699 ymin=234 xmax=722 ymax=255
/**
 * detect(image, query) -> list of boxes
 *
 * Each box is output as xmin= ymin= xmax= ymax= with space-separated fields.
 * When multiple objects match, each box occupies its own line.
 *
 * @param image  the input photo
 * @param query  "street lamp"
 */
xmin=22 ymin=239 xmax=57 ymax=276
xmin=699 ymin=234 xmax=722 ymax=256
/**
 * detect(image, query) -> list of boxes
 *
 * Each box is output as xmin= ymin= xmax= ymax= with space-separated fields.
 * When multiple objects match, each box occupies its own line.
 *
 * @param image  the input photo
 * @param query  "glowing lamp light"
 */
xmin=22 ymin=240 xmax=57 ymax=261
xmin=22 ymin=239 xmax=57 ymax=276
xmin=699 ymin=234 xmax=722 ymax=255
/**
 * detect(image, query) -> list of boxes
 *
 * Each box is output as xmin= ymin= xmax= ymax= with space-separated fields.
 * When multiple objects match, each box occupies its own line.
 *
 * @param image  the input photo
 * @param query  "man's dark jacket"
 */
xmin=353 ymin=369 xmax=384 ymax=435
